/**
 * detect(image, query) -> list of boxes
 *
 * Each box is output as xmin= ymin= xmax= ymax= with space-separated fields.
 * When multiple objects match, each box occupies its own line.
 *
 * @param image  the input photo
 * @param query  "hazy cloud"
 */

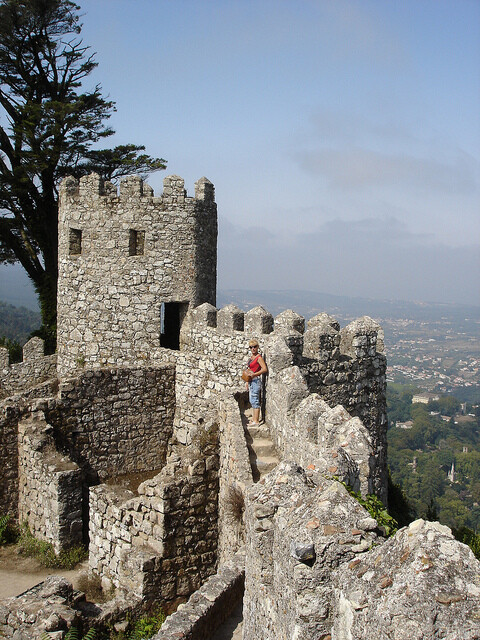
xmin=296 ymin=148 xmax=478 ymax=193
xmin=218 ymin=215 xmax=480 ymax=306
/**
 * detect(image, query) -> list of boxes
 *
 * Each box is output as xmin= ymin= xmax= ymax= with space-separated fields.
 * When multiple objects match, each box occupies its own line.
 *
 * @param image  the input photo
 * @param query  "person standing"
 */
xmin=246 ymin=339 xmax=268 ymax=426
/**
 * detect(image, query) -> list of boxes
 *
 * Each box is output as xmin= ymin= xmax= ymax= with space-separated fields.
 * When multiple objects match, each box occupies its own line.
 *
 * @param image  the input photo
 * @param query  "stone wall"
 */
xmin=175 ymin=304 xmax=386 ymax=488
xmin=332 ymin=519 xmax=480 ymax=640
xmin=301 ymin=314 xmax=388 ymax=497
xmin=18 ymin=409 xmax=83 ymax=552
xmin=0 ymin=577 xmax=82 ymax=640
xmin=243 ymin=462 xmax=381 ymax=640
xmin=0 ymin=337 xmax=56 ymax=400
xmin=0 ymin=365 xmax=174 ymax=554
xmin=0 ymin=575 xmax=142 ymax=640
xmin=265 ymin=364 xmax=376 ymax=498
xmin=89 ymin=436 xmax=219 ymax=603
xmin=0 ymin=399 xmax=22 ymax=517
xmin=172 ymin=303 xmax=273 ymax=444
xmin=179 ymin=305 xmax=386 ymax=500
xmin=57 ymin=174 xmax=217 ymax=377
xmin=264 ymin=314 xmax=387 ymax=501
xmin=153 ymin=549 xmax=245 ymax=640
xmin=46 ymin=365 xmax=176 ymax=482
xmin=0 ymin=380 xmax=59 ymax=518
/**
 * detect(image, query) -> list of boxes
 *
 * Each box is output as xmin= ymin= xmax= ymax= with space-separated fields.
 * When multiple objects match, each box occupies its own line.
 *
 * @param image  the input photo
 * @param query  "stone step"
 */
xmin=254 ymin=456 xmax=280 ymax=475
xmin=245 ymin=423 xmax=271 ymax=440
xmin=250 ymin=438 xmax=277 ymax=457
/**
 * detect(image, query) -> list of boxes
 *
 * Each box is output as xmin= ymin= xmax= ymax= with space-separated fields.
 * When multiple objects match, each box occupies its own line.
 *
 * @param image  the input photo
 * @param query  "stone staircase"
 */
xmin=244 ymin=410 xmax=280 ymax=482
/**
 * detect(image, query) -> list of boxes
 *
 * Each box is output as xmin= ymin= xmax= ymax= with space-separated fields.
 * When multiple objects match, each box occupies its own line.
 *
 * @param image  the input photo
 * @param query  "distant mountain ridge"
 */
xmin=218 ymin=289 xmax=480 ymax=323
xmin=0 ymin=285 xmax=478 ymax=346
xmin=0 ymin=301 xmax=41 ymax=343
xmin=0 ymin=264 xmax=39 ymax=310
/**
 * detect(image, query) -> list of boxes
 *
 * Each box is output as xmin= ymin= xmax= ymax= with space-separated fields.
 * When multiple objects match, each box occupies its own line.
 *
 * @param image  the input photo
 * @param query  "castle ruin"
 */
xmin=0 ymin=174 xmax=478 ymax=640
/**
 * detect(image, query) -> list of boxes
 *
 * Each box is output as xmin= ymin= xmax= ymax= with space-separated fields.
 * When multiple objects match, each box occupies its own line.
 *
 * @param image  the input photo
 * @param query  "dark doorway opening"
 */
xmin=160 ymin=302 xmax=188 ymax=350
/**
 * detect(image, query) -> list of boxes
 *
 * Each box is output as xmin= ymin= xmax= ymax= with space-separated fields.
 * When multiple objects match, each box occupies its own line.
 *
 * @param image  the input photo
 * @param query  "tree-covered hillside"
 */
xmin=0 ymin=301 xmax=40 ymax=344
xmin=388 ymin=383 xmax=480 ymax=531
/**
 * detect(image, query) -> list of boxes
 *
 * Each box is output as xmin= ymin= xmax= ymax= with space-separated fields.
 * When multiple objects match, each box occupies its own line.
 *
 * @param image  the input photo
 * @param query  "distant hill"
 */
xmin=0 ymin=301 xmax=41 ymax=344
xmin=0 ymin=264 xmax=39 ymax=310
xmin=217 ymin=289 xmax=480 ymax=323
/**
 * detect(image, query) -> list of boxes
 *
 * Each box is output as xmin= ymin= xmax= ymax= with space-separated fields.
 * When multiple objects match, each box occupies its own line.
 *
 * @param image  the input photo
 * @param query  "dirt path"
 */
xmin=0 ymin=545 xmax=87 ymax=599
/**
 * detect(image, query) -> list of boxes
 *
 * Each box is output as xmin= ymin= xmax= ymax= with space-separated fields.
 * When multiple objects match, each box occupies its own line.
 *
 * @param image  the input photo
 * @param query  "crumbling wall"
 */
xmin=89 ymin=437 xmax=219 ymax=603
xmin=242 ymin=462 xmax=480 ymax=640
xmin=0 ymin=365 xmax=175 ymax=554
xmin=332 ymin=519 xmax=480 ymax=640
xmin=46 ymin=365 xmax=175 ymax=482
xmin=0 ymin=575 xmax=141 ymax=640
xmin=217 ymin=392 xmax=253 ymax=563
xmin=0 ymin=337 xmax=56 ymax=400
xmin=57 ymin=174 xmax=217 ymax=377
xmin=0 ymin=380 xmax=60 ymax=519
xmin=0 ymin=577 xmax=82 ymax=640
xmin=18 ymin=408 xmax=83 ymax=552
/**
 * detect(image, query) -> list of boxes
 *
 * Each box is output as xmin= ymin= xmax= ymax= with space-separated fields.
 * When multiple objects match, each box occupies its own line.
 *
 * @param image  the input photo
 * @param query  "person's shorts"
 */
xmin=249 ymin=376 xmax=261 ymax=409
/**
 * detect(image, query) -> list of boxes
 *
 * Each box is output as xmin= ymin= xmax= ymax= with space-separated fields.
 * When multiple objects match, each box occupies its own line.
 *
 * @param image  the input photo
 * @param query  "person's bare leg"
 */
xmin=252 ymin=407 xmax=260 ymax=424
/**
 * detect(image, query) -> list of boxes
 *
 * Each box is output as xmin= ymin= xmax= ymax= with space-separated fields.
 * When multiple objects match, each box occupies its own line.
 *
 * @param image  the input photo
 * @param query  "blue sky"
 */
xmin=3 ymin=0 xmax=480 ymax=306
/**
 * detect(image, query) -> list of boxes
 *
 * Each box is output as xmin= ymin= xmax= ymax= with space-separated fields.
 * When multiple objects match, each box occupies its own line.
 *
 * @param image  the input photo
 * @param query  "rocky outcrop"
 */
xmin=333 ymin=519 xmax=480 ymax=640
xmin=242 ymin=462 xmax=480 ymax=640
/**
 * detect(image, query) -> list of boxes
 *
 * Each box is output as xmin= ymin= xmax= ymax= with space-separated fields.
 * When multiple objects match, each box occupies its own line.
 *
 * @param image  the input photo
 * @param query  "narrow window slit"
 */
xmin=69 ymin=228 xmax=82 ymax=255
xmin=129 ymin=230 xmax=145 ymax=256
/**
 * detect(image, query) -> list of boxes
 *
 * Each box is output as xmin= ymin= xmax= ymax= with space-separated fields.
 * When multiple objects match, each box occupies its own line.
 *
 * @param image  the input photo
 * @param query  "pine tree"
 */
xmin=0 ymin=0 xmax=166 ymax=349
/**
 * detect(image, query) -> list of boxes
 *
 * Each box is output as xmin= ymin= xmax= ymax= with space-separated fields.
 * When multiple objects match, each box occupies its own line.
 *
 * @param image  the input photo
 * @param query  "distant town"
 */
xmin=382 ymin=316 xmax=479 ymax=397
xmin=1 ymin=287 xmax=479 ymax=402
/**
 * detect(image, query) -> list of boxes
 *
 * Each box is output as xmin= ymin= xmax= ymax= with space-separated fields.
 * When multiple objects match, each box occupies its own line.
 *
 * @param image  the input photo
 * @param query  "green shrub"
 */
xmin=109 ymin=607 xmax=166 ymax=640
xmin=342 ymin=484 xmax=398 ymax=537
xmin=0 ymin=514 xmax=19 ymax=544
xmin=17 ymin=523 xmax=87 ymax=569
xmin=128 ymin=608 xmax=165 ymax=640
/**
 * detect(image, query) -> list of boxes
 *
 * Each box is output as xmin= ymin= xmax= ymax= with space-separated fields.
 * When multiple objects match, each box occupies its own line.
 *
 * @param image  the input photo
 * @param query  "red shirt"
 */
xmin=248 ymin=354 xmax=261 ymax=373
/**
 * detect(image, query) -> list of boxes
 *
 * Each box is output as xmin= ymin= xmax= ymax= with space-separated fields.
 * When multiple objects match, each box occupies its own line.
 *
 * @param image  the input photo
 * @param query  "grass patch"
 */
xmin=225 ymin=484 xmax=245 ymax=522
xmin=76 ymin=573 xmax=116 ymax=603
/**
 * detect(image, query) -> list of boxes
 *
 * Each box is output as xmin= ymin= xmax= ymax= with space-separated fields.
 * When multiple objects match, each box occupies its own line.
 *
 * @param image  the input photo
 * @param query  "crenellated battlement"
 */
xmin=59 ymin=172 xmax=214 ymax=207
xmin=1 ymin=164 xmax=473 ymax=640
xmin=187 ymin=301 xmax=384 ymax=360
xmin=179 ymin=301 xmax=387 ymax=498
xmin=0 ymin=338 xmax=57 ymax=400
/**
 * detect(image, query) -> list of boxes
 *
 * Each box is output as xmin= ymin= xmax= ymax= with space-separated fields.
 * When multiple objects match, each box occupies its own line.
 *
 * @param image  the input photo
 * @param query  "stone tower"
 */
xmin=56 ymin=173 xmax=217 ymax=377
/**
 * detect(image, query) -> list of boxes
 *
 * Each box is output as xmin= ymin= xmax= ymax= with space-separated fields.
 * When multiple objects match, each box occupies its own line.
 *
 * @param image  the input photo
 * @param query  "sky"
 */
xmin=3 ymin=0 xmax=480 ymax=307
